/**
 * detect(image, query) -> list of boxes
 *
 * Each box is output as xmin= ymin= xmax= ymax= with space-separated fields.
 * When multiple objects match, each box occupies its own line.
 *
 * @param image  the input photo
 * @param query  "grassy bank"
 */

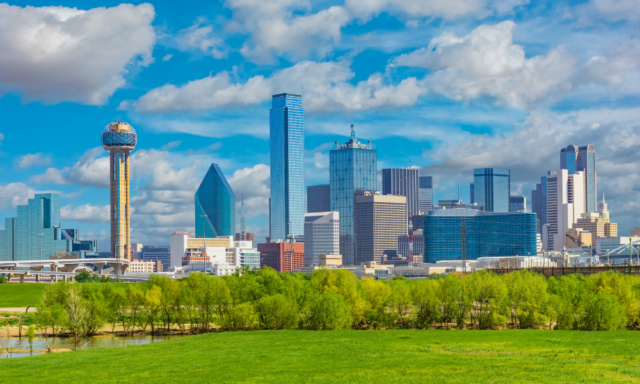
xmin=1 ymin=330 xmax=640 ymax=383
xmin=0 ymin=284 xmax=47 ymax=307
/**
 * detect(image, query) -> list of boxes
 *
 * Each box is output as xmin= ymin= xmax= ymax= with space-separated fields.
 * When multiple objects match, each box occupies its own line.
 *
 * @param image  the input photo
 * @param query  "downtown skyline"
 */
xmin=0 ymin=0 xmax=639 ymax=251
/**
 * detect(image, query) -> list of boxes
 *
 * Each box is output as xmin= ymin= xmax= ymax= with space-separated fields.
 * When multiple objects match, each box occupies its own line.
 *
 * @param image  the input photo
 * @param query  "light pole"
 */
xmin=201 ymin=214 xmax=208 ymax=274
xmin=630 ymin=236 xmax=633 ymax=266
xmin=38 ymin=233 xmax=44 ymax=259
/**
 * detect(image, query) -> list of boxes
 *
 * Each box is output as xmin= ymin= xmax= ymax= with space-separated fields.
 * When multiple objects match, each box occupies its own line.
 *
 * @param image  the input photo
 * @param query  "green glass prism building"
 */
xmin=330 ymin=125 xmax=377 ymax=265
xmin=269 ymin=93 xmax=305 ymax=241
xmin=195 ymin=164 xmax=235 ymax=238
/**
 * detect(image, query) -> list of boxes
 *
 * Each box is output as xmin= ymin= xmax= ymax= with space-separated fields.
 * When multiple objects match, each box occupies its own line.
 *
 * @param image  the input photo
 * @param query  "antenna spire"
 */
xmin=458 ymin=183 xmax=461 ymax=203
xmin=350 ymin=124 xmax=355 ymax=141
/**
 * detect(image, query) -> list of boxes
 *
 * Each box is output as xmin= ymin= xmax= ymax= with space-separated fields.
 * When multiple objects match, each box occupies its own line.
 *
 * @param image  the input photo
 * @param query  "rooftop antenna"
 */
xmin=458 ymin=183 xmax=462 ymax=204
xmin=240 ymin=193 xmax=246 ymax=240
xmin=350 ymin=124 xmax=355 ymax=141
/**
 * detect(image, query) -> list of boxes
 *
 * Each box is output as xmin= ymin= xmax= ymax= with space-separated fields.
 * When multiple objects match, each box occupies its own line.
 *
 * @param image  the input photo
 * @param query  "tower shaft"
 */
xmin=110 ymin=149 xmax=131 ymax=261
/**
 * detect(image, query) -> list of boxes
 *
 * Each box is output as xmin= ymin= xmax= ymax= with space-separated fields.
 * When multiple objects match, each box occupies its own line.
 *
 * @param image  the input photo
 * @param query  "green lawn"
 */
xmin=0 ymin=284 xmax=47 ymax=307
xmin=2 ymin=330 xmax=640 ymax=382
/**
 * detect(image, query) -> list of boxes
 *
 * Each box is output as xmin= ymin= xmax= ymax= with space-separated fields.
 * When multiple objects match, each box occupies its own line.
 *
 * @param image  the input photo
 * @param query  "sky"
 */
xmin=0 ymin=0 xmax=639 ymax=251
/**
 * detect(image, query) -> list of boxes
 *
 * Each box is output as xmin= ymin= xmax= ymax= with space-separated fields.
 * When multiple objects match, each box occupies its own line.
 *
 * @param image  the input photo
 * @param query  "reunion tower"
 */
xmin=102 ymin=121 xmax=137 ymax=261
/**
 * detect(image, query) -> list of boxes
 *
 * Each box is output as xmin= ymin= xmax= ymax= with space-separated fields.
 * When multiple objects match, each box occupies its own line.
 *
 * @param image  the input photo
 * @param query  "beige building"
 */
xmin=570 ymin=194 xmax=617 ymax=247
xmin=319 ymin=254 xmax=342 ymax=267
xmin=631 ymin=228 xmax=640 ymax=237
xmin=355 ymin=191 xmax=407 ymax=264
xmin=566 ymin=228 xmax=593 ymax=248
xmin=129 ymin=260 xmax=155 ymax=273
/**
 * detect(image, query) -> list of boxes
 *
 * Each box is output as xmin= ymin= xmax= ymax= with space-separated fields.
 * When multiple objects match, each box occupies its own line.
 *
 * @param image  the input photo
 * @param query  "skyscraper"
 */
xmin=531 ymin=176 xmax=548 ymax=234
xmin=545 ymin=169 xmax=585 ymax=251
xmin=509 ymin=196 xmax=526 ymax=212
xmin=102 ymin=121 xmax=137 ymax=260
xmin=270 ymin=93 xmax=305 ymax=241
xmin=304 ymin=211 xmax=339 ymax=266
xmin=469 ymin=183 xmax=475 ymax=205
xmin=419 ymin=176 xmax=434 ymax=213
xmin=473 ymin=168 xmax=510 ymax=212
xmin=330 ymin=125 xmax=377 ymax=265
xmin=195 ymin=164 xmax=236 ymax=238
xmin=560 ymin=144 xmax=597 ymax=213
xmin=307 ymin=184 xmax=330 ymax=213
xmin=382 ymin=168 xmax=419 ymax=219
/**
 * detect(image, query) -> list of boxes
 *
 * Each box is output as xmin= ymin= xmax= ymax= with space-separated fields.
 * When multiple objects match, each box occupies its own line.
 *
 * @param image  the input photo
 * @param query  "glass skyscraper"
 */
xmin=423 ymin=209 xmax=537 ymax=263
xmin=382 ymin=168 xmax=419 ymax=218
xmin=531 ymin=176 xmax=548 ymax=233
xmin=269 ymin=93 xmax=305 ymax=240
xmin=473 ymin=168 xmax=510 ymax=212
xmin=561 ymin=144 xmax=597 ymax=213
xmin=195 ymin=164 xmax=236 ymax=238
xmin=0 ymin=193 xmax=95 ymax=261
xmin=330 ymin=126 xmax=377 ymax=265
xmin=419 ymin=176 xmax=433 ymax=213
xmin=509 ymin=196 xmax=526 ymax=212
xmin=307 ymin=184 xmax=330 ymax=213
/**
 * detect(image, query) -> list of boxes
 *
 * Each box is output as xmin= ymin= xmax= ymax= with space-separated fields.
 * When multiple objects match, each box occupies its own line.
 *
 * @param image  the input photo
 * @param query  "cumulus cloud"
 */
xmin=392 ymin=21 xmax=640 ymax=109
xmin=0 ymin=3 xmax=156 ymax=105
xmin=228 ymin=164 xmax=270 ymax=218
xmin=345 ymin=0 xmax=529 ymax=20
xmin=61 ymin=204 xmax=110 ymax=223
xmin=123 ymin=60 xmax=425 ymax=113
xmin=17 ymin=153 xmax=51 ymax=169
xmin=0 ymin=133 xmax=4 ymax=145
xmin=175 ymin=20 xmax=225 ymax=58
xmin=0 ymin=183 xmax=36 ymax=209
xmin=226 ymin=0 xmax=350 ymax=63
xmin=569 ymin=0 xmax=640 ymax=25
xmin=32 ymin=148 xmax=109 ymax=188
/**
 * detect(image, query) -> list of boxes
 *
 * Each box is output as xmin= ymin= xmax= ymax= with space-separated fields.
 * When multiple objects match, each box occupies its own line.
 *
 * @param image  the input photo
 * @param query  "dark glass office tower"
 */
xmin=330 ymin=125 xmax=377 ymax=265
xmin=195 ymin=164 xmax=236 ymax=238
xmin=419 ymin=176 xmax=434 ymax=213
xmin=473 ymin=168 xmax=510 ymax=212
xmin=531 ymin=176 xmax=548 ymax=234
xmin=382 ymin=168 xmax=419 ymax=218
xmin=269 ymin=93 xmax=305 ymax=240
xmin=307 ymin=184 xmax=330 ymax=213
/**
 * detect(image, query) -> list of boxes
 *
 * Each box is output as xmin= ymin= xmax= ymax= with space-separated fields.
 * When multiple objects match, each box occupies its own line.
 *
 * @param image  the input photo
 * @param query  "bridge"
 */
xmin=0 ymin=258 xmax=137 ymax=283
xmin=490 ymin=264 xmax=640 ymax=277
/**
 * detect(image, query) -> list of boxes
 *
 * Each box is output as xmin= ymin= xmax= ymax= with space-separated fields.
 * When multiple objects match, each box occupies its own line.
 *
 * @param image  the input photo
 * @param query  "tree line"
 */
xmin=33 ymin=267 xmax=640 ymax=350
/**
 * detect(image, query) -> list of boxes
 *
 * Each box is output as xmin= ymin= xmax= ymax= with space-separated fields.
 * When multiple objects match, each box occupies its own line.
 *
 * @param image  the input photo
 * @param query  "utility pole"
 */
xmin=201 ymin=214 xmax=208 ymax=274
xmin=461 ymin=217 xmax=467 ymax=273
xmin=630 ymin=236 xmax=633 ymax=266
xmin=288 ymin=222 xmax=294 ymax=273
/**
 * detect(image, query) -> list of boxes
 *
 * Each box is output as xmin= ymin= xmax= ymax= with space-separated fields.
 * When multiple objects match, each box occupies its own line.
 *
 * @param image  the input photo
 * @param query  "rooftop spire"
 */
xmin=458 ymin=183 xmax=462 ymax=204
xmin=350 ymin=124 xmax=355 ymax=141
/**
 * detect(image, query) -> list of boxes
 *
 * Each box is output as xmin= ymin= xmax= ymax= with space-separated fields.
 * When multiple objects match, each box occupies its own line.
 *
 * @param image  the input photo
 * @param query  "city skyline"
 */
xmin=1 ymin=1 xmax=639 ymax=249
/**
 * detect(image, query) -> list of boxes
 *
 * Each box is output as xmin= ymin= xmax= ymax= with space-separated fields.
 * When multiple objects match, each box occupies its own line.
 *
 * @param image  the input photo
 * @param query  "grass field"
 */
xmin=1 ymin=330 xmax=639 ymax=382
xmin=0 ymin=284 xmax=47 ymax=307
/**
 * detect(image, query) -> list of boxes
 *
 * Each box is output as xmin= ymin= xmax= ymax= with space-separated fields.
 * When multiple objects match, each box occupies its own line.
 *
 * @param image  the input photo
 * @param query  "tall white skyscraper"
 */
xmin=545 ymin=169 xmax=585 ymax=251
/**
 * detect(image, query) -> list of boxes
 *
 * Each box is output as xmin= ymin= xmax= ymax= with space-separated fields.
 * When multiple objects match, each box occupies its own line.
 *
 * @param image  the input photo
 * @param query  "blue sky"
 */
xmin=0 ymin=0 xmax=639 ymax=250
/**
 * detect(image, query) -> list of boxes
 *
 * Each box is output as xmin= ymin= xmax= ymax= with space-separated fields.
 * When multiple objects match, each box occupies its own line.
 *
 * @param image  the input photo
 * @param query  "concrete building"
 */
xmin=419 ymin=176 xmax=434 ymax=213
xmin=354 ymin=191 xmax=406 ymax=264
xmin=561 ymin=144 xmax=597 ymax=213
xmin=382 ymin=168 xmax=420 ymax=218
xmin=566 ymin=228 xmax=593 ymax=248
xmin=545 ymin=169 xmax=585 ymax=251
xmin=102 ymin=121 xmax=136 ymax=261
xmin=170 ymin=232 xmax=233 ymax=267
xmin=510 ymin=195 xmax=526 ymax=212
xmin=473 ymin=168 xmax=510 ymax=212
xmin=632 ymin=228 xmax=640 ymax=237
xmin=235 ymin=232 xmax=254 ymax=246
xmin=171 ymin=232 xmax=259 ymax=271
xmin=130 ymin=243 xmax=144 ymax=259
xmin=129 ymin=260 xmax=155 ymax=273
xmin=330 ymin=124 xmax=377 ymax=266
xmin=140 ymin=245 xmax=170 ymax=272
xmin=196 ymin=164 xmax=235 ymax=238
xmin=307 ymin=184 xmax=330 ymax=213
xmin=571 ymin=194 xmax=617 ymax=246
xmin=258 ymin=241 xmax=304 ymax=272
xmin=319 ymin=254 xmax=342 ymax=267
xmin=270 ymin=93 xmax=305 ymax=241
xmin=304 ymin=211 xmax=339 ymax=266
xmin=398 ymin=229 xmax=423 ymax=259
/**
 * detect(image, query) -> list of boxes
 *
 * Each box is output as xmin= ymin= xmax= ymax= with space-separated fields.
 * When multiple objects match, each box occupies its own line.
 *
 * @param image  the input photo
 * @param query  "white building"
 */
xmin=303 ymin=211 xmax=339 ymax=266
xmin=546 ymin=169 xmax=585 ymax=251
xmin=170 ymin=232 xmax=260 ymax=273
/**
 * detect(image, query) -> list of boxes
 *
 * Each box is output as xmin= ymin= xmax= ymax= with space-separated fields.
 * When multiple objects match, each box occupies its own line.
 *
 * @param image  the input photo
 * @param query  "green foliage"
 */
xmin=412 ymin=280 xmax=441 ymax=328
xmin=74 ymin=270 xmax=100 ymax=283
xmin=306 ymin=290 xmax=352 ymax=330
xmin=225 ymin=302 xmax=258 ymax=331
xmin=392 ymin=275 xmax=406 ymax=280
xmin=504 ymin=270 xmax=549 ymax=329
xmin=0 ymin=274 xmax=7 ymax=284
xmin=256 ymin=294 xmax=299 ymax=330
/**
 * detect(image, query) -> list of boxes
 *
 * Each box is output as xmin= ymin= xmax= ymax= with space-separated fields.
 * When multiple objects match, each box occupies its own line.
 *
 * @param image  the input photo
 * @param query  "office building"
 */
xmin=270 ymin=93 xmax=305 ymax=241
xmin=398 ymin=229 xmax=423 ymax=259
xmin=0 ymin=193 xmax=96 ymax=261
xmin=571 ymin=194 xmax=617 ymax=247
xmin=382 ymin=168 xmax=419 ymax=218
xmin=130 ymin=243 xmax=144 ymax=259
xmin=258 ymin=241 xmax=304 ymax=272
xmin=330 ymin=125 xmax=377 ymax=265
xmin=102 ymin=121 xmax=136 ymax=260
xmin=545 ymin=169 xmax=585 ymax=251
xmin=419 ymin=176 xmax=434 ymax=213
xmin=196 ymin=164 xmax=235 ymax=238
xmin=235 ymin=232 xmax=254 ymax=245
xmin=510 ymin=196 xmax=526 ymax=212
xmin=632 ymin=228 xmax=640 ymax=237
xmin=170 ymin=232 xmax=233 ymax=267
xmin=307 ymin=184 xmax=330 ymax=213
xmin=129 ymin=260 xmax=156 ymax=273
xmin=319 ymin=254 xmax=342 ymax=267
xmin=473 ymin=168 xmax=510 ymax=212
xmin=470 ymin=183 xmax=474 ymax=205
xmin=531 ymin=176 xmax=548 ymax=234
xmin=354 ymin=191 xmax=406 ymax=264
xmin=304 ymin=211 xmax=339 ymax=266
xmin=140 ymin=245 xmax=171 ymax=272
xmin=423 ymin=208 xmax=537 ymax=263
xmin=561 ymin=144 xmax=597 ymax=213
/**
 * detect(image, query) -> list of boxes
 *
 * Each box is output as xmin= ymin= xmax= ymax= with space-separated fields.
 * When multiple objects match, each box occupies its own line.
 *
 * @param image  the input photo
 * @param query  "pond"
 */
xmin=0 ymin=335 xmax=183 ymax=359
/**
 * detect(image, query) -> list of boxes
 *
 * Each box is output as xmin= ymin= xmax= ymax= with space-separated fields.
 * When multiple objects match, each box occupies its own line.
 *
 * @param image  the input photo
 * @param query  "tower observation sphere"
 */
xmin=102 ymin=121 xmax=137 ymax=261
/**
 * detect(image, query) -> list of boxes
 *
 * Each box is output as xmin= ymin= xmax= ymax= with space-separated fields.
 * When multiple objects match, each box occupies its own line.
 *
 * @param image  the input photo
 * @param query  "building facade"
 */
xmin=235 ymin=232 xmax=254 ymax=245
xmin=329 ymin=126 xmax=377 ymax=265
xmin=196 ymin=164 xmax=235 ymax=238
xmin=571 ymin=194 xmax=617 ymax=247
xmin=140 ymin=245 xmax=171 ymax=272
xmin=354 ymin=191 xmax=406 ymax=264
xmin=102 ymin=121 xmax=136 ymax=260
xmin=258 ymin=241 xmax=304 ymax=272
xmin=419 ymin=176 xmax=434 ymax=213
xmin=545 ymin=169 xmax=585 ymax=251
xmin=270 ymin=93 xmax=305 ymax=241
xmin=561 ymin=144 xmax=597 ymax=213
xmin=473 ymin=168 xmax=510 ymax=212
xmin=129 ymin=260 xmax=156 ymax=273
xmin=0 ymin=193 xmax=96 ymax=261
xmin=307 ymin=184 xmax=330 ymax=213
xmin=531 ymin=176 xmax=548 ymax=234
xmin=304 ymin=211 xmax=339 ymax=266
xmin=398 ymin=229 xmax=424 ymax=259
xmin=470 ymin=183 xmax=475 ymax=205
xmin=423 ymin=208 xmax=537 ymax=263
xmin=382 ymin=168 xmax=419 ymax=218
xmin=509 ymin=196 xmax=526 ymax=212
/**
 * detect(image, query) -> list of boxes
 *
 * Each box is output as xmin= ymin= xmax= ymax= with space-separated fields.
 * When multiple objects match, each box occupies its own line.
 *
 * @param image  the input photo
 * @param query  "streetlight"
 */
xmin=38 ymin=233 xmax=44 ymax=259
xmin=201 ymin=214 xmax=208 ymax=274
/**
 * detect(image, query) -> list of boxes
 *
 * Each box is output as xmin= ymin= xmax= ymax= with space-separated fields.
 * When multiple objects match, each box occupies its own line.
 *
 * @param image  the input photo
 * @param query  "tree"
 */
xmin=360 ymin=278 xmax=391 ymax=329
xmin=439 ymin=274 xmax=470 ymax=329
xmin=35 ymin=284 xmax=66 ymax=352
xmin=225 ymin=302 xmax=258 ymax=331
xmin=389 ymin=281 xmax=412 ymax=328
xmin=64 ymin=283 xmax=88 ymax=350
xmin=0 ymin=274 xmax=7 ymax=284
xmin=467 ymin=270 xmax=508 ymax=329
xmin=504 ymin=270 xmax=548 ymax=329
xmin=26 ymin=326 xmax=36 ymax=356
xmin=306 ymin=290 xmax=352 ymax=330
xmin=255 ymin=294 xmax=298 ymax=330
xmin=143 ymin=285 xmax=163 ymax=335
xmin=583 ymin=290 xmax=626 ymax=331
xmin=412 ymin=280 xmax=441 ymax=329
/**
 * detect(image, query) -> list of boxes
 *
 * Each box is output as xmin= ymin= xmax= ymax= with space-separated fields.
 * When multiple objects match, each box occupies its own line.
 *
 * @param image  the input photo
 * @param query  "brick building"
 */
xmin=258 ymin=242 xmax=304 ymax=272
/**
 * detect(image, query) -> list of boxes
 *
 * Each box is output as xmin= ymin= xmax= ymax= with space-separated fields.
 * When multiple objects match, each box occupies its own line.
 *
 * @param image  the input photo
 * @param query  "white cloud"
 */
xmin=392 ymin=21 xmax=640 ymax=109
xmin=0 ymin=183 xmax=36 ymax=209
xmin=163 ymin=54 xmax=173 ymax=61
xmin=124 ymin=60 xmax=425 ymax=113
xmin=228 ymin=164 xmax=270 ymax=218
xmin=570 ymin=0 xmax=640 ymax=25
xmin=17 ymin=153 xmax=51 ymax=169
xmin=0 ymin=133 xmax=4 ymax=145
xmin=61 ymin=204 xmax=109 ymax=223
xmin=32 ymin=148 xmax=109 ymax=188
xmin=0 ymin=3 xmax=156 ymax=105
xmin=226 ymin=0 xmax=351 ymax=63
xmin=175 ymin=20 xmax=225 ymax=58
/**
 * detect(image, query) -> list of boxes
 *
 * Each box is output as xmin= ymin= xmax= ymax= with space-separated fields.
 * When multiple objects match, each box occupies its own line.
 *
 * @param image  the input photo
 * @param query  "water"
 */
xmin=0 ymin=335 xmax=182 ymax=359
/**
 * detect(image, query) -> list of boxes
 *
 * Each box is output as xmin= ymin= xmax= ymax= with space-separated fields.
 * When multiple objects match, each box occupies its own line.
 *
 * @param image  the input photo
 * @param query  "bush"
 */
xmin=255 ymin=294 xmax=299 ymax=330
xmin=307 ymin=290 xmax=352 ymax=330
xmin=226 ymin=302 xmax=258 ymax=331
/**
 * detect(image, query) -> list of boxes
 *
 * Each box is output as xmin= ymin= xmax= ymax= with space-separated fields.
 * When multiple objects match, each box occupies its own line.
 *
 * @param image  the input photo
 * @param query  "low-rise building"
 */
xmin=129 ymin=259 xmax=155 ymax=273
xmin=319 ymin=254 xmax=342 ymax=267
xmin=258 ymin=241 xmax=304 ymax=272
